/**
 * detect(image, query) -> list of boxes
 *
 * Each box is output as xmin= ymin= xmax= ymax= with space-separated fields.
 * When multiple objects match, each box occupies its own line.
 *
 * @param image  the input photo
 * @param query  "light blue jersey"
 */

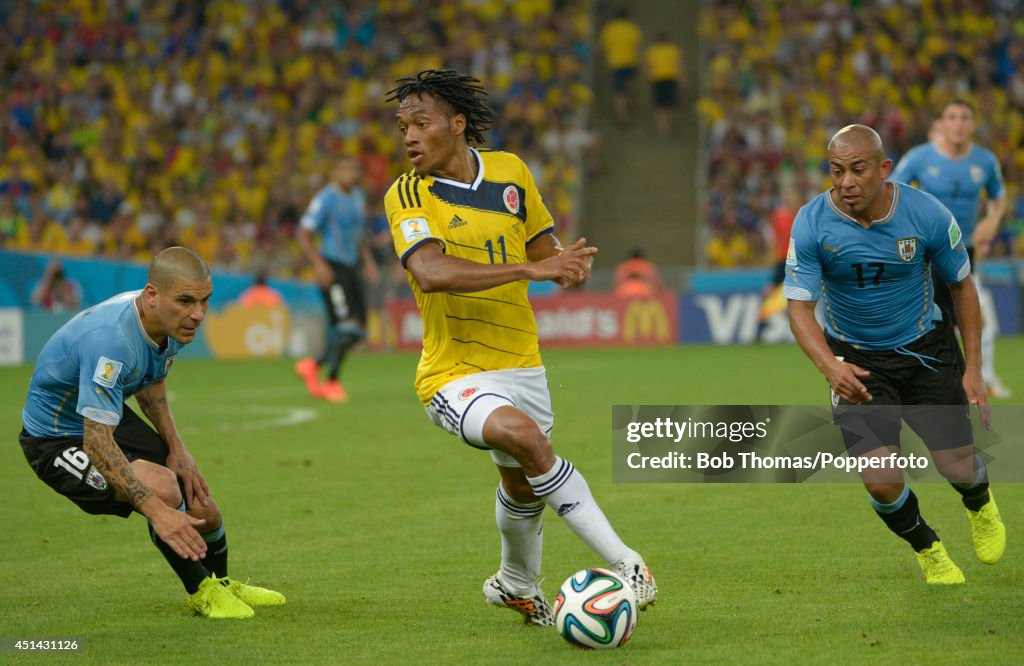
xmin=299 ymin=183 xmax=368 ymax=266
xmin=783 ymin=183 xmax=970 ymax=350
xmin=22 ymin=291 xmax=183 ymax=437
xmin=890 ymin=142 xmax=1005 ymax=242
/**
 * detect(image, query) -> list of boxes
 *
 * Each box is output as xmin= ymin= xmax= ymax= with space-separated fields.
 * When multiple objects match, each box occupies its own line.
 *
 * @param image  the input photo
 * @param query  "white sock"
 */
xmin=495 ymin=484 xmax=544 ymax=593
xmin=527 ymin=456 xmax=634 ymax=567
xmin=978 ymin=281 xmax=999 ymax=384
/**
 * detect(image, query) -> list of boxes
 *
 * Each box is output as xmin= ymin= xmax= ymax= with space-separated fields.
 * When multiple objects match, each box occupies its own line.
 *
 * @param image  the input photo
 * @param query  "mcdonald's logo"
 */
xmin=622 ymin=299 xmax=671 ymax=343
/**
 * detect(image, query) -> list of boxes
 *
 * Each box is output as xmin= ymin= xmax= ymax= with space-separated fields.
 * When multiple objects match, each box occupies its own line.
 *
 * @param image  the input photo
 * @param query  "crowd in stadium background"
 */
xmin=1 ymin=0 xmax=1023 ymax=282
xmin=0 ymin=0 xmax=593 ymax=282
xmin=701 ymin=0 xmax=1024 ymax=267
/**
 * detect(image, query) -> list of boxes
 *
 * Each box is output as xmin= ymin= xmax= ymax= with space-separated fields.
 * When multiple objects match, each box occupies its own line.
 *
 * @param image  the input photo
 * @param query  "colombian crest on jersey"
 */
xmin=896 ymin=237 xmax=917 ymax=262
xmin=502 ymin=185 xmax=520 ymax=214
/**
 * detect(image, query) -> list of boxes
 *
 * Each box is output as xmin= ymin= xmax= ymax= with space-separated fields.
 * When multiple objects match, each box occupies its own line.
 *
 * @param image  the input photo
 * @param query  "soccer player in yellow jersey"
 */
xmin=644 ymin=32 xmax=684 ymax=137
xmin=598 ymin=9 xmax=643 ymax=127
xmin=384 ymin=70 xmax=657 ymax=627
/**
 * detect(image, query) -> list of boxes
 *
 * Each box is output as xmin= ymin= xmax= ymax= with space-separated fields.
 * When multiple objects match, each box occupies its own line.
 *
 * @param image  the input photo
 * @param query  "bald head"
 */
xmin=148 ymin=247 xmax=210 ymax=290
xmin=828 ymin=125 xmax=885 ymax=162
xmin=826 ymin=124 xmax=893 ymax=223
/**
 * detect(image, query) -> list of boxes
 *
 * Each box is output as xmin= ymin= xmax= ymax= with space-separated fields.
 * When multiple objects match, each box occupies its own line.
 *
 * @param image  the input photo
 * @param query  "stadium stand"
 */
xmin=0 ymin=0 xmax=594 ymax=278
xmin=698 ymin=0 xmax=1024 ymax=266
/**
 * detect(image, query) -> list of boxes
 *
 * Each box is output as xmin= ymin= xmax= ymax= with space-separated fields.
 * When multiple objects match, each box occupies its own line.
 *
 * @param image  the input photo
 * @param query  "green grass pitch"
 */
xmin=2 ymin=340 xmax=1022 ymax=664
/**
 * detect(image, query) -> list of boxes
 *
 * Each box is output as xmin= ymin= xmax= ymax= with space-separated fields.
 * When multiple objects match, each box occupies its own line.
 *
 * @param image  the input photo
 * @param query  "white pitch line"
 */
xmin=179 ymin=405 xmax=319 ymax=434
xmin=223 ymin=406 xmax=319 ymax=432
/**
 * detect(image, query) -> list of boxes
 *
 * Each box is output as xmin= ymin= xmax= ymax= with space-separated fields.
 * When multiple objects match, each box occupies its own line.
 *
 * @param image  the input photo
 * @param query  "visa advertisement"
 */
xmin=679 ymin=266 xmax=1021 ymax=344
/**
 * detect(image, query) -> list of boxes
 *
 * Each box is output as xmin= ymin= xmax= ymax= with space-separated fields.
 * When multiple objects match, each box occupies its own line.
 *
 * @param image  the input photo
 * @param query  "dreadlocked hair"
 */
xmin=385 ymin=69 xmax=495 ymax=146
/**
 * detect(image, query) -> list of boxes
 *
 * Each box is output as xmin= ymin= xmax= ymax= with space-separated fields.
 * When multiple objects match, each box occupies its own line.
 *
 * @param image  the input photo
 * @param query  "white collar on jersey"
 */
xmin=132 ymin=294 xmax=163 ymax=351
xmin=932 ymin=139 xmax=975 ymax=161
xmin=827 ymin=181 xmax=899 ymax=226
xmin=431 ymin=147 xmax=484 ymax=191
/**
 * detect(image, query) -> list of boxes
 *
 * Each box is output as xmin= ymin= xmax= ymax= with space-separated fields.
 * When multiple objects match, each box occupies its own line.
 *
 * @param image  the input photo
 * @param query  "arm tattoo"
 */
xmin=83 ymin=419 xmax=153 ymax=509
xmin=134 ymin=392 xmax=169 ymax=432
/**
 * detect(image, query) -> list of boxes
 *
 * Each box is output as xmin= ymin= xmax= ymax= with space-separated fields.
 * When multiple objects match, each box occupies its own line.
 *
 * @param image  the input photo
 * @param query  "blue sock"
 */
xmin=951 ymin=454 xmax=990 ymax=511
xmin=149 ymin=502 xmax=210 ymax=593
xmin=200 ymin=524 xmax=228 ymax=578
xmin=871 ymin=486 xmax=939 ymax=552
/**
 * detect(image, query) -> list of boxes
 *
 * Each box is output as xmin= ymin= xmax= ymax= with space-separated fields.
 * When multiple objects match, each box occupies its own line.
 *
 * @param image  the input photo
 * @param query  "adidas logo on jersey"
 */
xmin=448 ymin=215 xmax=468 ymax=229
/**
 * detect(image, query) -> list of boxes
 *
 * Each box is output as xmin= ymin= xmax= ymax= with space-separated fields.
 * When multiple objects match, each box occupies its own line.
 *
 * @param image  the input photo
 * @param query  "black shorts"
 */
xmin=320 ymin=258 xmax=367 ymax=328
xmin=931 ymin=246 xmax=975 ymax=325
xmin=611 ymin=66 xmax=636 ymax=92
xmin=20 ymin=407 xmax=169 ymax=518
xmin=652 ymin=80 xmax=678 ymax=108
xmin=826 ymin=316 xmax=972 ymax=455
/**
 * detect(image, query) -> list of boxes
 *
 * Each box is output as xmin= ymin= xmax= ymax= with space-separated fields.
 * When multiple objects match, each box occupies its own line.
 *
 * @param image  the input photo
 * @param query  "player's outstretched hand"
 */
xmin=167 ymin=447 xmax=210 ymax=509
xmin=827 ymin=361 xmax=872 ymax=404
xmin=313 ymin=256 xmax=334 ymax=289
xmin=552 ymin=237 xmax=598 ymax=288
xmin=152 ymin=504 xmax=207 ymax=561
xmin=971 ymin=217 xmax=999 ymax=258
xmin=964 ymin=371 xmax=992 ymax=430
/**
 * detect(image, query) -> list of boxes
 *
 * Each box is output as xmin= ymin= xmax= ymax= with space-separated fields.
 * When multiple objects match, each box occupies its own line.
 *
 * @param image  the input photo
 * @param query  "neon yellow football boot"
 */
xmin=225 ymin=578 xmax=286 ymax=606
xmin=915 ymin=542 xmax=965 ymax=585
xmin=966 ymin=492 xmax=1006 ymax=565
xmin=187 ymin=575 xmax=255 ymax=618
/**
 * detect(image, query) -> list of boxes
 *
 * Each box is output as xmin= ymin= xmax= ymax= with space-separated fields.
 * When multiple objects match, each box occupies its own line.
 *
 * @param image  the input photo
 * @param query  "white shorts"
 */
xmin=425 ymin=367 xmax=554 ymax=468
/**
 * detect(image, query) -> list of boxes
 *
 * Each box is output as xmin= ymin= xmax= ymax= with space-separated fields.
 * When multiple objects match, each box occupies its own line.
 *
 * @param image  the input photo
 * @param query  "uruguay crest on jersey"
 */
xmin=897 ymin=238 xmax=917 ymax=262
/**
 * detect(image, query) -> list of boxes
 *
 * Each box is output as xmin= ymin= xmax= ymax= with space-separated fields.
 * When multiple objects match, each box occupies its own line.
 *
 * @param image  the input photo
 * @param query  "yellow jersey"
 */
xmin=599 ymin=19 xmax=642 ymax=69
xmin=385 ymin=149 xmax=554 ymax=405
xmin=645 ymin=42 xmax=683 ymax=82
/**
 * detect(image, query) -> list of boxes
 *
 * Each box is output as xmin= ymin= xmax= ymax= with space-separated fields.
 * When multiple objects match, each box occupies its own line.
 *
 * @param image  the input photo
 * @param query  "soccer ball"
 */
xmin=554 ymin=567 xmax=637 ymax=649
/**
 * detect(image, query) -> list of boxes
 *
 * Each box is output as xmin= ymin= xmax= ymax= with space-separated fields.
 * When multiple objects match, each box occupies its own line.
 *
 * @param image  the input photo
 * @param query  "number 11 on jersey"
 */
xmin=485 ymin=235 xmax=507 ymax=264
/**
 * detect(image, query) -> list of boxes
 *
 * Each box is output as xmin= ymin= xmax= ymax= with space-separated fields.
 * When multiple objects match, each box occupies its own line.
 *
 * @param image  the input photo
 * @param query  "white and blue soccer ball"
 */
xmin=554 ymin=567 xmax=637 ymax=649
